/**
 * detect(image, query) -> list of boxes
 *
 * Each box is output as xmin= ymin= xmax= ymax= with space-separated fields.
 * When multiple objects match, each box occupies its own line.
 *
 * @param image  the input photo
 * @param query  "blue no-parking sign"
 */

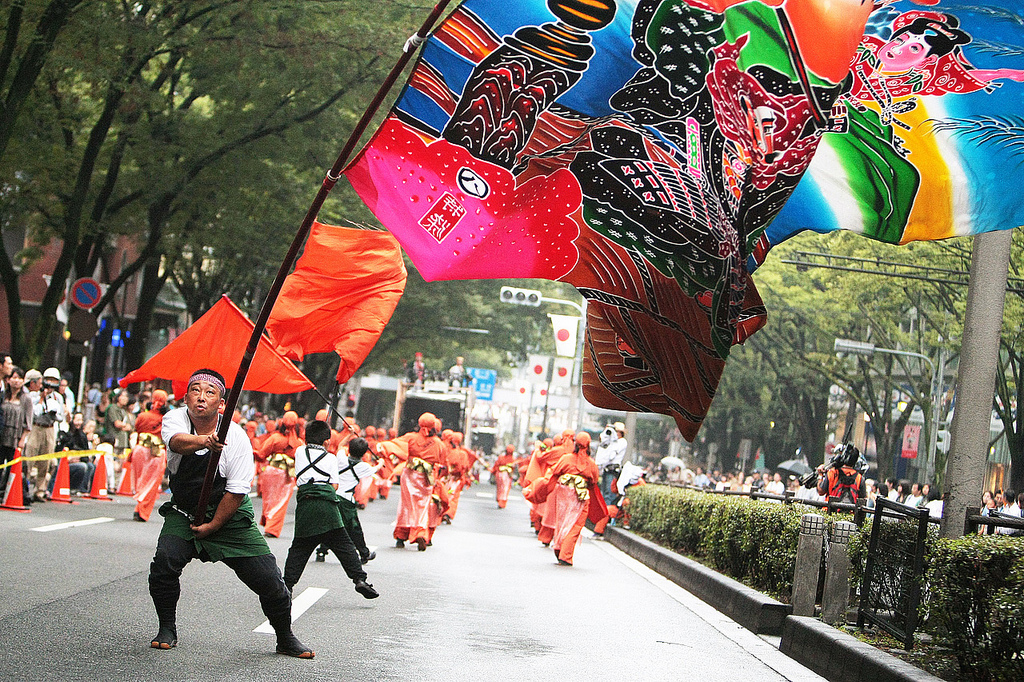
xmin=70 ymin=278 xmax=102 ymax=309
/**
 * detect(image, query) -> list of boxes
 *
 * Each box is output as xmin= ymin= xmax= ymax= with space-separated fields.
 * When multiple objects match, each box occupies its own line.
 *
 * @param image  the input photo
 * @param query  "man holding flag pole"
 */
xmin=147 ymin=369 xmax=314 ymax=659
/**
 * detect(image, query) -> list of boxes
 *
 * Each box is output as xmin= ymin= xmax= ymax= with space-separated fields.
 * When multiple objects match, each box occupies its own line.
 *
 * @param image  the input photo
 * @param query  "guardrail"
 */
xmin=670 ymin=483 xmax=1024 ymax=536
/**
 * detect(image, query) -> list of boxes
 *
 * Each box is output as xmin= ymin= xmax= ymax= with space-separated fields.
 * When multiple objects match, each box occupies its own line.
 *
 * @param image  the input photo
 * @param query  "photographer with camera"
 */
xmin=24 ymin=367 xmax=67 ymax=501
xmin=595 ymin=421 xmax=628 ymax=501
xmin=805 ymin=443 xmax=866 ymax=505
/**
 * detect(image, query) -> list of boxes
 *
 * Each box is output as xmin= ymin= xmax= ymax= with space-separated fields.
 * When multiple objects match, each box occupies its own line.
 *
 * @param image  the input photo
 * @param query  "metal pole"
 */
xmin=574 ymin=299 xmax=587 ymax=431
xmin=940 ymin=230 xmax=1013 ymax=539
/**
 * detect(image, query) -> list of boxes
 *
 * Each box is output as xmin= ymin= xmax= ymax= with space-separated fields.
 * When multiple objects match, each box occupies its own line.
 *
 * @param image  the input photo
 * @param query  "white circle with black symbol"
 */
xmin=457 ymin=167 xmax=490 ymax=199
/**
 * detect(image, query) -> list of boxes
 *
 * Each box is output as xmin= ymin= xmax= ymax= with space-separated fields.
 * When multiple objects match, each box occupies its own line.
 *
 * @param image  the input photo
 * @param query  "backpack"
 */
xmin=829 ymin=466 xmax=861 ymax=504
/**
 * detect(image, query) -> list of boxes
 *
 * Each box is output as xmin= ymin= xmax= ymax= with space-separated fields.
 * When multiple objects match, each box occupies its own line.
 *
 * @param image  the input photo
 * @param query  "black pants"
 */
xmin=284 ymin=526 xmax=366 ymax=590
xmin=339 ymin=497 xmax=370 ymax=558
xmin=148 ymin=533 xmax=292 ymax=638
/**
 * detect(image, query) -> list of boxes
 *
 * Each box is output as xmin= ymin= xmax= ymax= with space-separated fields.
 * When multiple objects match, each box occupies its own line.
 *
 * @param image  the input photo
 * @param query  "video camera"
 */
xmin=800 ymin=426 xmax=860 ymax=488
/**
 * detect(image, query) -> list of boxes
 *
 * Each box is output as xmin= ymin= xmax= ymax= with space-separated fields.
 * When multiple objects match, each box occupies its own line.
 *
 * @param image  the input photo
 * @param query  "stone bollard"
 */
xmin=821 ymin=520 xmax=857 ymax=625
xmin=791 ymin=514 xmax=826 ymax=617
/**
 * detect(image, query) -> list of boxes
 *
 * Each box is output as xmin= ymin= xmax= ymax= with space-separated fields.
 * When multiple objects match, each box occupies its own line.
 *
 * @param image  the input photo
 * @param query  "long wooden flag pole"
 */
xmin=193 ymin=1 xmax=454 ymax=522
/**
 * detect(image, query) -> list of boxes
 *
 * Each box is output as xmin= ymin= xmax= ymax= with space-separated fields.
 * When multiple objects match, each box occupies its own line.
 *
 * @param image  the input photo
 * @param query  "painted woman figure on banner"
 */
xmin=850 ymin=8 xmax=1024 ymax=117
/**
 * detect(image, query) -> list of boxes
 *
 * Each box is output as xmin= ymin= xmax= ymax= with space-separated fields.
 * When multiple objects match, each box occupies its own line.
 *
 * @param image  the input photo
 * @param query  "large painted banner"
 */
xmin=345 ymin=0 xmax=1022 ymax=439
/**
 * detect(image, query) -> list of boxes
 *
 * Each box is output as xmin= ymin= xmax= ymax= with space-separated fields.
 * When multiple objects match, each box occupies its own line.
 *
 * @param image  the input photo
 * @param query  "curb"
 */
xmin=603 ymin=528 xmax=943 ymax=682
xmin=604 ymin=526 xmax=790 ymax=635
xmin=781 ymin=617 xmax=943 ymax=682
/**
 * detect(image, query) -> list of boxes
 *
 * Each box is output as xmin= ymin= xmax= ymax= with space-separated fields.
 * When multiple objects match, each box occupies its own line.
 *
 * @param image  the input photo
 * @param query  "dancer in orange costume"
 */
xmin=244 ymin=421 xmax=260 ymax=454
xmin=543 ymin=432 xmax=601 ymax=566
xmin=426 ymin=419 xmax=449 ymax=542
xmin=393 ymin=413 xmax=443 ymax=551
xmin=526 ymin=431 xmax=574 ymax=545
xmin=131 ymin=390 xmax=168 ymax=522
xmin=258 ymin=411 xmax=301 ymax=537
xmin=359 ymin=426 xmax=380 ymax=502
xmin=443 ymin=432 xmax=472 ymax=522
xmin=257 ymin=419 xmax=275 ymax=449
xmin=491 ymin=444 xmax=517 ymax=509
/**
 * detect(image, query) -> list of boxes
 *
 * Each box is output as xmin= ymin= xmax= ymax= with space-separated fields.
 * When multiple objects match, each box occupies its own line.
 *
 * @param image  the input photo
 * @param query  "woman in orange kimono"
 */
xmin=526 ymin=431 xmax=574 ymax=544
xmin=544 ymin=432 xmax=599 ymax=566
xmin=491 ymin=444 xmax=517 ymax=509
xmin=258 ymin=411 xmax=301 ymax=537
xmin=443 ymin=432 xmax=472 ymax=522
xmin=426 ymin=419 xmax=449 ymax=543
xmin=130 ymin=390 xmax=168 ymax=522
xmin=393 ymin=413 xmax=443 ymax=551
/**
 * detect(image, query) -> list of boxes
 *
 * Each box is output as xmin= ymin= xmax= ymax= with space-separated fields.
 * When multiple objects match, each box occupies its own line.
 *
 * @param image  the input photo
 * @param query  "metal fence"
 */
xmin=855 ymin=497 xmax=930 ymax=649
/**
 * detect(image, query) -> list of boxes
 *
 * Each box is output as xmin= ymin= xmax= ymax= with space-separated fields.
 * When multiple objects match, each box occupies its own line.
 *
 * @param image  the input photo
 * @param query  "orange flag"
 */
xmin=266 ymin=222 xmax=407 ymax=383
xmin=120 ymin=295 xmax=314 ymax=396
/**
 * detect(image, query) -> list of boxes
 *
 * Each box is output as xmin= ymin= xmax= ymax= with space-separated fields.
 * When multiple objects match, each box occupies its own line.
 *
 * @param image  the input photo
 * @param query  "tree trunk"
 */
xmin=121 ymin=256 xmax=166 ymax=378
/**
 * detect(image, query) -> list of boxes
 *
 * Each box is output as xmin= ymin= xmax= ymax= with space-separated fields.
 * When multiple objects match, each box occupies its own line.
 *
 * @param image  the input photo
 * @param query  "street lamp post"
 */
xmin=500 ymin=287 xmax=586 ymax=430
xmin=833 ymin=338 xmax=941 ymax=480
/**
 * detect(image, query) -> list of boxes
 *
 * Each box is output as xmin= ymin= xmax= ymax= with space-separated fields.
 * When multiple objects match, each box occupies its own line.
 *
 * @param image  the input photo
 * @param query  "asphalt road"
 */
xmin=0 ymin=483 xmax=824 ymax=681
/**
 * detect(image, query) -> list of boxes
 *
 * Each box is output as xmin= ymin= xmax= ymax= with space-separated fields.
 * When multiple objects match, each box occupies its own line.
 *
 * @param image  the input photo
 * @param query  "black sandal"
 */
xmin=150 ymin=626 xmax=177 ymax=649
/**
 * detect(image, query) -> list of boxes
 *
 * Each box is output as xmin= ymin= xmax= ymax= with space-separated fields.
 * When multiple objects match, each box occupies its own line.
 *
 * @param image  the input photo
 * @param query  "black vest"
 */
xmin=169 ymin=416 xmax=227 ymax=522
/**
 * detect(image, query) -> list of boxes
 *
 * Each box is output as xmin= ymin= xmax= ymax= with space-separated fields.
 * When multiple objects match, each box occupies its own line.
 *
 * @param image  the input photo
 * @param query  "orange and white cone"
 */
xmin=1 ymin=451 xmax=31 ymax=512
xmin=84 ymin=455 xmax=113 ymax=500
xmin=49 ymin=456 xmax=78 ymax=504
xmin=115 ymin=461 xmax=134 ymax=496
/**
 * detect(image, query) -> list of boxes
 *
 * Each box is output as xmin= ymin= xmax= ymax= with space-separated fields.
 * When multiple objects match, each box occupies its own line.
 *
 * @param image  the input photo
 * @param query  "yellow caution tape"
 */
xmin=0 ymin=449 xmax=107 ymax=470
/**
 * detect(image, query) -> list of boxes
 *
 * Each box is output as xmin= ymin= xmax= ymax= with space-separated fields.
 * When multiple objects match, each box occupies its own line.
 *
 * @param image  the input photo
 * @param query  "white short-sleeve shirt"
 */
xmin=294 ymin=444 xmax=339 ymax=487
xmin=162 ymin=406 xmax=254 ymax=495
xmin=337 ymin=457 xmax=374 ymax=502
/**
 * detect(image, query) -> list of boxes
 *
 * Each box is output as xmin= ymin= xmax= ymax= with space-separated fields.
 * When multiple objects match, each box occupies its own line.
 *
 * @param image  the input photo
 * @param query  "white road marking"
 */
xmin=30 ymin=517 xmax=115 ymax=532
xmin=475 ymin=492 xmax=492 ymax=498
xmin=253 ymin=587 xmax=328 ymax=634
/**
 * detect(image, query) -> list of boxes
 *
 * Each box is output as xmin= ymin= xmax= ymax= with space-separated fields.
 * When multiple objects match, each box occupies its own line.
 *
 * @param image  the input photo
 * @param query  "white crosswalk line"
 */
xmin=253 ymin=587 xmax=328 ymax=634
xmin=30 ymin=517 xmax=115 ymax=532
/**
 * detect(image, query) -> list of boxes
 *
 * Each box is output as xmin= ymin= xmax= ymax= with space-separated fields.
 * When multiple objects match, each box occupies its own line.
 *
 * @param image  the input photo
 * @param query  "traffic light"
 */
xmin=499 ymin=286 xmax=542 ymax=307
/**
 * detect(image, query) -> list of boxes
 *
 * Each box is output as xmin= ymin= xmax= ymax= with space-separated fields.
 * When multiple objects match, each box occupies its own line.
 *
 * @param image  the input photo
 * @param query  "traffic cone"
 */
xmin=85 ymin=454 xmax=113 ymax=500
xmin=115 ymin=461 xmax=134 ymax=496
xmin=0 ymin=451 xmax=31 ymax=512
xmin=49 ymin=456 xmax=79 ymax=504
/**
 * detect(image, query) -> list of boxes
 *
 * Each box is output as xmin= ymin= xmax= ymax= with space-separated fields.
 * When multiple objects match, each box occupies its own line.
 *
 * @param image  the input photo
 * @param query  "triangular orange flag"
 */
xmin=120 ymin=295 xmax=315 ymax=396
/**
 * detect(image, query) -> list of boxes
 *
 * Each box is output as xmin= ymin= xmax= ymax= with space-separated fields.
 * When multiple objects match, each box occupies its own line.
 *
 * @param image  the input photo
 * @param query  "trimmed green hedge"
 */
xmin=629 ymin=484 xmax=804 ymax=597
xmin=630 ymin=485 xmax=1024 ymax=679
xmin=927 ymin=536 xmax=1024 ymax=682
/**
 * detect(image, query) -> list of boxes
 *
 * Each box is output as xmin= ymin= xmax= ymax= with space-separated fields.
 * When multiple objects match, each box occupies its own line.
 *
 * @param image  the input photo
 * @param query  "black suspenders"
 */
xmin=297 ymin=446 xmax=332 ymax=483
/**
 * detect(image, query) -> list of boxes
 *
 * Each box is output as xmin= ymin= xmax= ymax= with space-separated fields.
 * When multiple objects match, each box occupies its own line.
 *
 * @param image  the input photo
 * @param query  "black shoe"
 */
xmin=150 ymin=626 xmax=177 ymax=650
xmin=133 ymin=511 xmax=145 ymax=522
xmin=276 ymin=633 xmax=315 ymax=659
xmin=360 ymin=551 xmax=376 ymax=565
xmin=354 ymin=580 xmax=379 ymax=599
xmin=314 ymin=551 xmax=326 ymax=563
xmin=395 ymin=539 xmax=405 ymax=548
